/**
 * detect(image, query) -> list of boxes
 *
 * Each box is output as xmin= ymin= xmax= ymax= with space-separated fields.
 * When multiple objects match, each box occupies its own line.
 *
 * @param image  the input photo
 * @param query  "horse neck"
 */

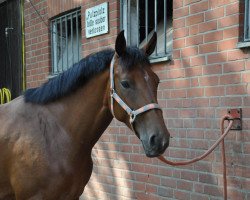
xmin=47 ymin=68 xmax=113 ymax=151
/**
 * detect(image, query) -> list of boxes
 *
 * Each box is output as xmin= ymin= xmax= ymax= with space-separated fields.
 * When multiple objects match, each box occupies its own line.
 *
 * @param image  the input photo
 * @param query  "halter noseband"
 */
xmin=110 ymin=55 xmax=162 ymax=128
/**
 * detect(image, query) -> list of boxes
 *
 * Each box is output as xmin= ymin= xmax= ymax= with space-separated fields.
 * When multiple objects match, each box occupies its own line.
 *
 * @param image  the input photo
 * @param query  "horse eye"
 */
xmin=120 ymin=80 xmax=130 ymax=89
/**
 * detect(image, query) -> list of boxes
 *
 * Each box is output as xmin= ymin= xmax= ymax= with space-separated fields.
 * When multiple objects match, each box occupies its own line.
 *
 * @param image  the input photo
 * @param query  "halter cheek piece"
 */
xmin=110 ymin=56 xmax=162 ymax=128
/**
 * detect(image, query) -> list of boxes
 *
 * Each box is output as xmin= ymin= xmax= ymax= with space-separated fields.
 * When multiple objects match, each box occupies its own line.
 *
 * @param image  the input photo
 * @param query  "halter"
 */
xmin=110 ymin=55 xmax=162 ymax=129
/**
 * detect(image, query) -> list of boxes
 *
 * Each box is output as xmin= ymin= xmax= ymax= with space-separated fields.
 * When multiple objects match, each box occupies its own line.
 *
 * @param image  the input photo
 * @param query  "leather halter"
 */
xmin=110 ymin=55 xmax=162 ymax=129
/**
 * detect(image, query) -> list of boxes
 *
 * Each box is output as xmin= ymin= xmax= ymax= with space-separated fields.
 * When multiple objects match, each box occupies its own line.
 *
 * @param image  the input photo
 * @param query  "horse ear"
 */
xmin=115 ymin=30 xmax=126 ymax=57
xmin=142 ymin=32 xmax=157 ymax=57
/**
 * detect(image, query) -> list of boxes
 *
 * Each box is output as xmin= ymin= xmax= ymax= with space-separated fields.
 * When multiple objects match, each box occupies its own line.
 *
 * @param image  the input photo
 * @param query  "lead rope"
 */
xmin=158 ymin=115 xmax=234 ymax=200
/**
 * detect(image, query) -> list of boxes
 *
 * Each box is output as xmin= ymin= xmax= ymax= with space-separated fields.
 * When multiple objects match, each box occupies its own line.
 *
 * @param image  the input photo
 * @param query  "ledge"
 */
xmin=237 ymin=41 xmax=250 ymax=49
xmin=150 ymin=54 xmax=172 ymax=64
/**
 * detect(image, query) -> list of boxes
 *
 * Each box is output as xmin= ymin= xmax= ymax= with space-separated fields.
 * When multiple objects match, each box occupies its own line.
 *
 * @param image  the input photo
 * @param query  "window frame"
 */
xmin=120 ymin=0 xmax=172 ymax=63
xmin=50 ymin=8 xmax=82 ymax=75
xmin=238 ymin=0 xmax=250 ymax=48
xmin=244 ymin=0 xmax=250 ymax=42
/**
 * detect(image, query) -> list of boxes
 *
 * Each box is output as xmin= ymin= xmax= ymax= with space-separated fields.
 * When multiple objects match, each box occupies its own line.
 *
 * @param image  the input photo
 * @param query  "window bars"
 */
xmin=51 ymin=9 xmax=82 ymax=75
xmin=244 ymin=0 xmax=250 ymax=42
xmin=121 ymin=0 xmax=173 ymax=61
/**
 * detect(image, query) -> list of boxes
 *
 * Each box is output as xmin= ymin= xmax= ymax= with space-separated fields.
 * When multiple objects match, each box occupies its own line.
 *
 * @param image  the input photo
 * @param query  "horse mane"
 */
xmin=24 ymin=47 xmax=149 ymax=104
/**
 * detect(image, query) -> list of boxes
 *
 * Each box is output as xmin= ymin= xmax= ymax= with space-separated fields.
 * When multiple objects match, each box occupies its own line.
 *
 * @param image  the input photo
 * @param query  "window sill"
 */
xmin=47 ymin=74 xmax=58 ymax=79
xmin=149 ymin=54 xmax=172 ymax=63
xmin=237 ymin=41 xmax=250 ymax=48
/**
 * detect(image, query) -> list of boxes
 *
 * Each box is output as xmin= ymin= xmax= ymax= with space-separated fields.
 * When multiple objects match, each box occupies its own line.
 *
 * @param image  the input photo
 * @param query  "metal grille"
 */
xmin=121 ymin=0 xmax=173 ymax=61
xmin=51 ymin=9 xmax=82 ymax=75
xmin=244 ymin=0 xmax=250 ymax=41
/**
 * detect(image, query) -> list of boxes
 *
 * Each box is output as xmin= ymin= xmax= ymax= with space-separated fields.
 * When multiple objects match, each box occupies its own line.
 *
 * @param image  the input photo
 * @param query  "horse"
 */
xmin=0 ymin=31 xmax=170 ymax=200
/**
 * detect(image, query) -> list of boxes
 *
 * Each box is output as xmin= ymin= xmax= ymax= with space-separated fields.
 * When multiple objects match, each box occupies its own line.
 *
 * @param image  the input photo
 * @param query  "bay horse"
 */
xmin=0 ymin=31 xmax=170 ymax=200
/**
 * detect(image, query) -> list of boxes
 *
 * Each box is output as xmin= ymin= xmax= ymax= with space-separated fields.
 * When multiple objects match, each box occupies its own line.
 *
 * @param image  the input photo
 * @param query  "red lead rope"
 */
xmin=157 ymin=115 xmax=234 ymax=200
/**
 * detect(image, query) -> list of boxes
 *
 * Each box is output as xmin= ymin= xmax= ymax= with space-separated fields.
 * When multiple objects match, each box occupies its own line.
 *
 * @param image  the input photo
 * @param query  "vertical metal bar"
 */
xmin=145 ymin=0 xmax=148 ymax=42
xmin=164 ymin=0 xmax=167 ymax=54
xmin=244 ymin=0 xmax=248 ymax=41
xmin=71 ymin=14 xmax=74 ymax=65
xmin=136 ymin=0 xmax=139 ymax=47
xmin=51 ymin=21 xmax=54 ymax=74
xmin=154 ymin=0 xmax=158 ymax=56
xmin=120 ymin=0 xmax=123 ymax=30
xmin=244 ymin=0 xmax=250 ymax=41
xmin=65 ymin=16 xmax=68 ymax=69
xmin=128 ymin=0 xmax=131 ymax=45
xmin=60 ymin=17 xmax=63 ymax=72
xmin=248 ymin=0 xmax=250 ymax=40
xmin=55 ymin=20 xmax=59 ymax=74
xmin=76 ymin=11 xmax=79 ymax=62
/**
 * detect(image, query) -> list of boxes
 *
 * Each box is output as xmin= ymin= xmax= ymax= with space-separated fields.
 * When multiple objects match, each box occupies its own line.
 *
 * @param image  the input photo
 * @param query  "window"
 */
xmin=244 ymin=0 xmax=250 ymax=42
xmin=50 ymin=9 xmax=82 ymax=75
xmin=121 ymin=0 xmax=173 ymax=62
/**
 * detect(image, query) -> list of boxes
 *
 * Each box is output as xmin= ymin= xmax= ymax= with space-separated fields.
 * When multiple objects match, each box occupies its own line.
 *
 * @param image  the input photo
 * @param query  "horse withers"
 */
xmin=0 ymin=31 xmax=170 ymax=200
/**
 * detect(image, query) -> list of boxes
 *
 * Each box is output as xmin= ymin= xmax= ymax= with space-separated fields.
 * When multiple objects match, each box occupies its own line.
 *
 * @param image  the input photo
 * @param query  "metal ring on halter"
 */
xmin=129 ymin=112 xmax=136 ymax=124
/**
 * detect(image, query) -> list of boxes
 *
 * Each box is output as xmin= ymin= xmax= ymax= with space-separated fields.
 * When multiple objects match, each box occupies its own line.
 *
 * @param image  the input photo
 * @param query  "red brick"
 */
xmin=199 ymin=42 xmax=217 ymax=54
xmin=181 ymin=46 xmax=199 ymax=57
xmin=218 ymin=15 xmax=239 ymax=28
xmin=185 ymin=66 xmax=202 ymax=77
xmin=203 ymin=64 xmax=222 ymax=75
xmin=205 ymin=6 xmax=224 ymax=21
xmin=228 ymin=49 xmax=250 ymax=61
xmin=226 ymin=85 xmax=247 ymax=95
xmin=218 ymin=38 xmax=238 ymax=51
xmin=221 ymin=96 xmax=242 ymax=106
xmin=223 ymin=61 xmax=245 ymax=73
xmin=174 ymin=38 xmax=185 ymax=49
xmin=199 ymin=173 xmax=218 ymax=184
xmin=220 ymin=74 xmax=241 ymax=85
xmin=187 ymin=88 xmax=204 ymax=97
xmin=174 ymin=190 xmax=191 ymax=200
xmin=199 ymin=20 xmax=217 ymax=33
xmin=207 ymin=52 xmax=228 ymax=64
xmin=174 ymin=6 xmax=189 ymax=19
xmin=199 ymin=76 xmax=219 ymax=86
xmin=190 ymin=1 xmax=208 ymax=14
xmin=170 ymin=89 xmax=187 ymax=98
xmin=186 ymin=35 xmax=203 ymax=46
xmin=242 ymin=72 xmax=250 ymax=83
xmin=173 ymin=18 xmax=186 ymax=29
xmin=174 ymin=27 xmax=189 ymax=39
xmin=204 ymin=30 xmax=223 ymax=42
xmin=209 ymin=0 xmax=236 ymax=8
xmin=226 ymin=2 xmax=240 ymax=16
xmin=174 ymin=79 xmax=190 ymax=88
xmin=186 ymin=13 xmax=204 ymax=26
xmin=168 ymin=69 xmax=185 ymax=79
xmin=223 ymin=26 xmax=239 ymax=39
xmin=205 ymin=86 xmax=225 ymax=96
xmin=173 ymin=1 xmax=183 ymax=9
xmin=190 ymin=55 xmax=206 ymax=66
xmin=177 ymin=180 xmax=193 ymax=191
xmin=180 ymin=109 xmax=196 ymax=118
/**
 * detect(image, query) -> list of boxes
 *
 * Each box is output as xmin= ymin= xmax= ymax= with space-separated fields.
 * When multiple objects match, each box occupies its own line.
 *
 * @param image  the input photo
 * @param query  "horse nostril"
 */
xmin=162 ymin=138 xmax=169 ymax=149
xmin=149 ymin=134 xmax=157 ymax=147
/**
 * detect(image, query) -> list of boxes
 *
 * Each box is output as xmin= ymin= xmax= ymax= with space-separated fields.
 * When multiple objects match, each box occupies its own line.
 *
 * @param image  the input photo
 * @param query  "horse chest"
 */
xmin=45 ymin=154 xmax=93 ymax=197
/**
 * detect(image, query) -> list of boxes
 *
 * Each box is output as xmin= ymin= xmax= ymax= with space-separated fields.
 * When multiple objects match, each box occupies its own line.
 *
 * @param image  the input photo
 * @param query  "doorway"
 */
xmin=0 ymin=0 xmax=22 ymax=99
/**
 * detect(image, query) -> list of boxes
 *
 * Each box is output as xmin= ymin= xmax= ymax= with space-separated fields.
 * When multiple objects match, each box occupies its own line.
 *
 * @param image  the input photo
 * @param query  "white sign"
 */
xmin=85 ymin=2 xmax=109 ymax=38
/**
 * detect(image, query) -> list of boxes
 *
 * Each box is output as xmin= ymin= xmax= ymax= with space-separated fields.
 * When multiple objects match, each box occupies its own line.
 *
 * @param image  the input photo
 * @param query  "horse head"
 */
xmin=109 ymin=31 xmax=170 ymax=157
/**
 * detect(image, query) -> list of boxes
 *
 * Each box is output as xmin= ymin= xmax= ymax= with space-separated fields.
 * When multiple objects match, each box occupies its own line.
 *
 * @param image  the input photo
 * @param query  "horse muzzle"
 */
xmin=141 ymin=133 xmax=170 ymax=158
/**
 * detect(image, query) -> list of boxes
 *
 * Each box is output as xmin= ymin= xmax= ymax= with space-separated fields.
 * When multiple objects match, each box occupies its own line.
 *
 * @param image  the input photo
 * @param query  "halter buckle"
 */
xmin=110 ymin=88 xmax=115 ymax=96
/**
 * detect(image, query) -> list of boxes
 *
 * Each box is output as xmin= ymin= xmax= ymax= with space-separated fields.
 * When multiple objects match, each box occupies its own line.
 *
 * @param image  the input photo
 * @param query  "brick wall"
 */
xmin=24 ymin=0 xmax=250 ymax=199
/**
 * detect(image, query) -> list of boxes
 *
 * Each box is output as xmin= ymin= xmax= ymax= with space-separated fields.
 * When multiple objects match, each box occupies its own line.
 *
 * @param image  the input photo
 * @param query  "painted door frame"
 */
xmin=0 ymin=0 xmax=23 ymax=99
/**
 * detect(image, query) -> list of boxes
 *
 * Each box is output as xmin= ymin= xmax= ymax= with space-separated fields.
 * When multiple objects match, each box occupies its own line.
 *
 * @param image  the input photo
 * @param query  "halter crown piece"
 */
xmin=110 ymin=55 xmax=162 ymax=129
